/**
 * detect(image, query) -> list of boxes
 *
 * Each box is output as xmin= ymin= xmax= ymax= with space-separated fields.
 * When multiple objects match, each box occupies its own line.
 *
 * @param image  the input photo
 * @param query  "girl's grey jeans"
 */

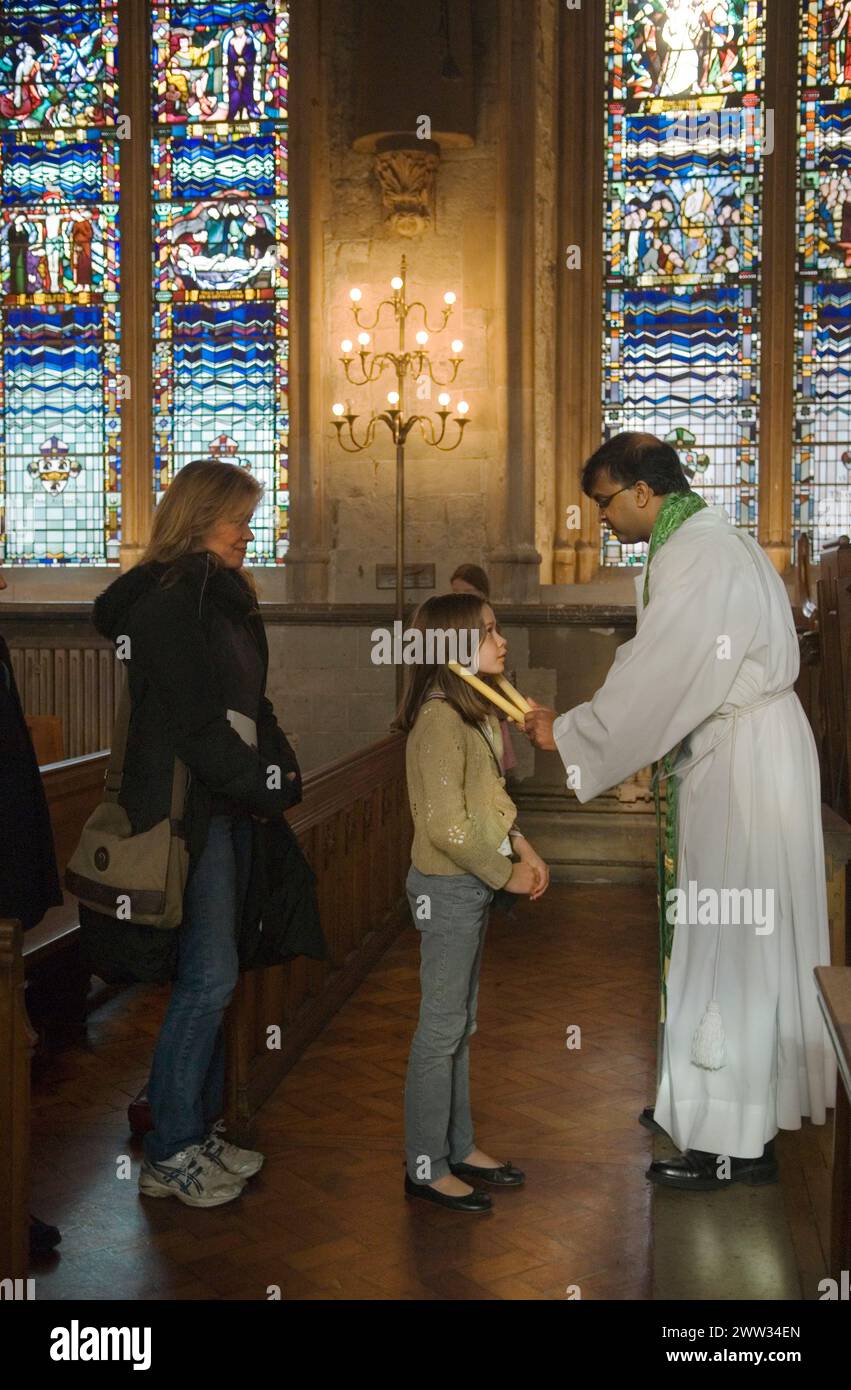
xmin=404 ymin=863 xmax=495 ymax=1183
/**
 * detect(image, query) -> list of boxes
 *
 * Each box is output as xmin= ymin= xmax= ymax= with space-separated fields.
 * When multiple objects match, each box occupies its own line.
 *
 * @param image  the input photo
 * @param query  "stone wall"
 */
xmin=320 ymin=0 xmax=561 ymax=602
xmin=323 ymin=0 xmax=503 ymax=602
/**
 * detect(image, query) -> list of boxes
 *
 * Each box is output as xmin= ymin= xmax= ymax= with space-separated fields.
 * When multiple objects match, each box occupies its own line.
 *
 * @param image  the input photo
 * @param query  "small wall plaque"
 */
xmin=376 ymin=563 xmax=435 ymax=590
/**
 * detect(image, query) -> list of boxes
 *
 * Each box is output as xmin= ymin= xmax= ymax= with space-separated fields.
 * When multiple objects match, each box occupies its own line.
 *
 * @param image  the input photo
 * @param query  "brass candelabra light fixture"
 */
xmin=331 ymin=254 xmax=470 ymax=701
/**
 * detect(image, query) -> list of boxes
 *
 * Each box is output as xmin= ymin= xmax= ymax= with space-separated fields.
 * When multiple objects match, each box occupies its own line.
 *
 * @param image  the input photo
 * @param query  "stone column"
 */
xmin=553 ymin=0 xmax=604 ymax=584
xmin=117 ymin=0 xmax=153 ymax=570
xmin=285 ymin=0 xmax=331 ymax=601
xmin=488 ymin=0 xmax=542 ymax=603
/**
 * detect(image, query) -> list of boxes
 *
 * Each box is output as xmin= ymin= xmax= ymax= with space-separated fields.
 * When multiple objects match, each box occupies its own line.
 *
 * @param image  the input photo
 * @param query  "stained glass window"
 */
xmin=151 ymin=0 xmax=289 ymax=564
xmin=0 ymin=2 xmax=120 ymax=564
xmin=602 ymin=2 xmax=766 ymax=565
xmin=794 ymin=2 xmax=851 ymax=560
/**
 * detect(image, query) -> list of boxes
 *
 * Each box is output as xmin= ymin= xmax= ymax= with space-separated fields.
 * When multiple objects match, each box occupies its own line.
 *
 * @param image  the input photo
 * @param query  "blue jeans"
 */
xmin=144 ymin=814 xmax=253 ymax=1163
xmin=404 ymin=864 xmax=494 ymax=1182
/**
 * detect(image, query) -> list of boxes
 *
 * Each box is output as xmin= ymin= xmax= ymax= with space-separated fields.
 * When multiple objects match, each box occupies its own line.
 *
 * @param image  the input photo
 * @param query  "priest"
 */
xmin=525 ymin=433 xmax=836 ymax=1190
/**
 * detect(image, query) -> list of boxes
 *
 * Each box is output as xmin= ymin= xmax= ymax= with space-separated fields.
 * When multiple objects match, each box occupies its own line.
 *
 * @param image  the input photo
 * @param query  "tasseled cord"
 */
xmin=689 ymin=709 xmax=740 ymax=1072
xmin=690 ymin=998 xmax=727 ymax=1069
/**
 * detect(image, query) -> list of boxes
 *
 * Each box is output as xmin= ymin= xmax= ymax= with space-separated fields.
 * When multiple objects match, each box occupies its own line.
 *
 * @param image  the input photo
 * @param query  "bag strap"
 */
xmin=104 ymin=664 xmax=189 ymax=832
xmin=168 ymin=757 xmax=188 ymax=833
xmin=103 ymin=667 xmax=131 ymax=803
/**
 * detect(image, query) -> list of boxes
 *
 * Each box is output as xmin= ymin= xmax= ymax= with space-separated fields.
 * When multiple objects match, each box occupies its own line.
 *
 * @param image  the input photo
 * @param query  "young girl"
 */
xmin=393 ymin=593 xmax=549 ymax=1214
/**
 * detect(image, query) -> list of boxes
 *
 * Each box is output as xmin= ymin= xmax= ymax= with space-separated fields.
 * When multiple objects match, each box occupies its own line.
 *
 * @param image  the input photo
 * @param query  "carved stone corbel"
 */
xmin=373 ymin=136 xmax=441 ymax=237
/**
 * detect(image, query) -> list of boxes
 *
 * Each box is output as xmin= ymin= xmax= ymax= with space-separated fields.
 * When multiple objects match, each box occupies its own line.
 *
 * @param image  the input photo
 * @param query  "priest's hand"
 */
xmin=523 ymin=696 xmax=558 ymax=751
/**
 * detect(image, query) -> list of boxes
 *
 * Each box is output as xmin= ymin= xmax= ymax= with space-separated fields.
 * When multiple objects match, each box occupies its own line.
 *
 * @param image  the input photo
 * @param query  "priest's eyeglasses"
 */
xmin=592 ymin=483 xmax=633 ymax=510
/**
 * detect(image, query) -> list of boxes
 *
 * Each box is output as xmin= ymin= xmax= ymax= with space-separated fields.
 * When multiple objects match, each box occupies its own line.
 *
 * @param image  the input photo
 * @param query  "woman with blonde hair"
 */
xmin=92 ymin=460 xmax=302 ymax=1207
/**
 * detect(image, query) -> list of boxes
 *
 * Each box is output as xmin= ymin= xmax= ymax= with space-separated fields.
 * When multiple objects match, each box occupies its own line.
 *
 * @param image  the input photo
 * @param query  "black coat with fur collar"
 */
xmin=92 ymin=551 xmax=302 ymax=862
xmin=81 ymin=552 xmax=326 ymax=982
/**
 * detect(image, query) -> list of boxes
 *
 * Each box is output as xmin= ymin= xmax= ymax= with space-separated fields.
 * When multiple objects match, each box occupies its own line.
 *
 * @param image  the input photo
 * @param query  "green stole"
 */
xmin=643 ymin=490 xmax=708 ymax=1022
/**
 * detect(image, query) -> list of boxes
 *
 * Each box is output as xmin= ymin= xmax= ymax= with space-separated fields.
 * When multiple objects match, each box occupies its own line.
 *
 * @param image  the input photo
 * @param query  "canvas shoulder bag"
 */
xmin=65 ymin=672 xmax=190 ymax=929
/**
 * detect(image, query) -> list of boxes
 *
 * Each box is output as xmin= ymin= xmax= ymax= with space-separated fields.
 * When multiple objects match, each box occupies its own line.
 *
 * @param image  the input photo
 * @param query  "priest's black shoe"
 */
xmin=639 ymin=1106 xmax=666 ymax=1136
xmin=647 ymin=1140 xmax=779 ymax=1191
xmin=449 ymin=1159 xmax=525 ymax=1187
xmin=404 ymin=1172 xmax=493 ymax=1212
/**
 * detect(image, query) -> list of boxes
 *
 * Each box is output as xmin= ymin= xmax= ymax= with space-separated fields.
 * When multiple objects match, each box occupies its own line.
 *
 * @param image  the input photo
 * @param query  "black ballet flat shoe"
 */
xmin=404 ymin=1172 xmax=493 ymax=1212
xmin=449 ymin=1159 xmax=525 ymax=1187
xmin=646 ymin=1142 xmax=779 ymax=1192
xmin=30 ymin=1214 xmax=61 ymax=1256
xmin=639 ymin=1106 xmax=667 ymax=1136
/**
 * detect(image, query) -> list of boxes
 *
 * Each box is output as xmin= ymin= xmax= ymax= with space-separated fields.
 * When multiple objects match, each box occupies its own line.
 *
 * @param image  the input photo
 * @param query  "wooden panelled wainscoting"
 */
xmin=0 ymin=732 xmax=411 ymax=1281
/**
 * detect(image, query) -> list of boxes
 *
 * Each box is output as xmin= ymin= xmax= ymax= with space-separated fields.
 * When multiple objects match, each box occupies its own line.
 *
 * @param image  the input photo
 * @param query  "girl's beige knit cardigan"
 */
xmin=405 ymin=697 xmax=518 ymax=889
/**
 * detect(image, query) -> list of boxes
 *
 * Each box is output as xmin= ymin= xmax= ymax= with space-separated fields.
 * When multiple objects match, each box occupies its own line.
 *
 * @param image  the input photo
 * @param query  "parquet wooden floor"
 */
xmin=29 ymin=880 xmax=801 ymax=1300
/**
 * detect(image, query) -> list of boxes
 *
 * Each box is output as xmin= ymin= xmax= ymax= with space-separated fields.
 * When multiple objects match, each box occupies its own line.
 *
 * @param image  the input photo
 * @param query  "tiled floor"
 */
xmin=29 ymin=883 xmax=831 ymax=1300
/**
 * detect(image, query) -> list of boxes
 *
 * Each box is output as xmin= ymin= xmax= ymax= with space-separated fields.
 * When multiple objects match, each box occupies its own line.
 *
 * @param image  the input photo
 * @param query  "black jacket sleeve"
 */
xmin=126 ymin=581 xmax=295 ymax=818
xmin=258 ymin=694 xmax=303 ymax=808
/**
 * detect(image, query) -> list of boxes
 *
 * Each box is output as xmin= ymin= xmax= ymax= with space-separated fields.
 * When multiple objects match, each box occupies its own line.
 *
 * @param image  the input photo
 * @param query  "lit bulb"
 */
xmin=332 ymin=402 xmax=345 ymax=416
xmin=451 ymin=339 xmax=463 ymax=353
xmin=444 ymin=291 xmax=456 ymax=304
xmin=415 ymin=330 xmax=429 ymax=345
xmin=438 ymin=393 xmax=451 ymax=407
xmin=349 ymin=287 xmax=362 ymax=302
xmin=357 ymin=331 xmax=370 ymax=346
xmin=340 ymin=339 xmax=352 ymax=353
xmin=387 ymin=391 xmax=400 ymax=405
xmin=457 ymin=400 xmax=469 ymax=415
xmin=391 ymin=276 xmax=403 ymax=290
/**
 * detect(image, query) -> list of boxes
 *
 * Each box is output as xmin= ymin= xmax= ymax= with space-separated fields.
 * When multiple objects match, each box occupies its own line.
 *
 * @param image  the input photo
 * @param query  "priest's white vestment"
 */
xmin=552 ymin=506 xmax=836 ymax=1157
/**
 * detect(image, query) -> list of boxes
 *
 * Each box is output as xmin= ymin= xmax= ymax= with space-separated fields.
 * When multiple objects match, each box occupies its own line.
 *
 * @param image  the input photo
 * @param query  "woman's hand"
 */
xmin=516 ymin=837 xmax=550 ymax=900
xmin=252 ymin=772 xmax=298 ymax=822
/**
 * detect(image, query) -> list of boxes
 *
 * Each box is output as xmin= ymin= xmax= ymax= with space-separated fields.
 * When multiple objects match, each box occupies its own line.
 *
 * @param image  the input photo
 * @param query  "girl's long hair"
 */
xmin=391 ymin=592 xmax=501 ymax=733
xmin=140 ymin=459 xmax=263 ymax=602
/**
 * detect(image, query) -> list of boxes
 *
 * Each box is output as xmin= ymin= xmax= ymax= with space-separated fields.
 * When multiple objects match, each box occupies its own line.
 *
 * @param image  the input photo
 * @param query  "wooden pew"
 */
xmin=24 ymin=753 xmax=109 ymax=1044
xmin=224 ymin=732 xmax=411 ymax=1142
xmin=0 ymin=920 xmax=35 ymax=1283
xmin=817 ymin=538 xmax=851 ymax=967
xmin=24 ymin=715 xmax=64 ymax=767
xmin=818 ymin=536 xmax=851 ymax=823
xmin=1 ymin=753 xmax=108 ymax=1281
xmin=814 ymin=967 xmax=851 ymax=1286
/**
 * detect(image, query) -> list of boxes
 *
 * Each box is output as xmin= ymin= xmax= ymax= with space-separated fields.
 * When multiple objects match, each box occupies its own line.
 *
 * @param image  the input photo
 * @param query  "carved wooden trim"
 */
xmin=117 ymin=0 xmax=153 ymax=568
xmin=554 ymin=0 xmax=605 ymax=583
xmin=758 ymin=0 xmax=798 ymax=574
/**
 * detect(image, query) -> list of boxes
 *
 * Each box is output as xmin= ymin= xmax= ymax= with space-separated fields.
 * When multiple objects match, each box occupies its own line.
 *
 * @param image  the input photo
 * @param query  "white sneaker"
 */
xmin=199 ymin=1119 xmax=265 ymax=1179
xmin=139 ymin=1143 xmax=245 ymax=1208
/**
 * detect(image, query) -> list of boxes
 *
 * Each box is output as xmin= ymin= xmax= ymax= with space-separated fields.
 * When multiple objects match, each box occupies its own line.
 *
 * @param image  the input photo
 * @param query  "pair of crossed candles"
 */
xmin=446 ymin=662 xmax=531 ymax=726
